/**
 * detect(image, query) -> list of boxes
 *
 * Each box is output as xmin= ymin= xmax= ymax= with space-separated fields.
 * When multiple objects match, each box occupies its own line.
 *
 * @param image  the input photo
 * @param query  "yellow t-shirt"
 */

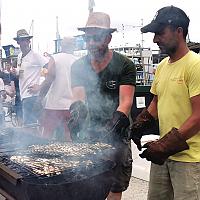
xmin=151 ymin=51 xmax=200 ymax=162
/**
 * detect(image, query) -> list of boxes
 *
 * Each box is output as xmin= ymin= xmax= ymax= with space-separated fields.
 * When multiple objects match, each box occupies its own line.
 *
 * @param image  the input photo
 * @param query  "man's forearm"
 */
xmin=147 ymin=95 xmax=158 ymax=119
xmin=117 ymin=103 xmax=132 ymax=117
xmin=179 ymin=115 xmax=200 ymax=140
xmin=38 ymin=79 xmax=52 ymax=99
xmin=38 ymin=57 xmax=55 ymax=99
xmin=118 ymin=85 xmax=134 ymax=116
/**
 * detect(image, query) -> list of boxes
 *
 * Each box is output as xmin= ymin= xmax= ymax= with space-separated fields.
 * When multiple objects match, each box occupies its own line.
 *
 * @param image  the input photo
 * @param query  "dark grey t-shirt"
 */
xmin=71 ymin=51 xmax=136 ymax=126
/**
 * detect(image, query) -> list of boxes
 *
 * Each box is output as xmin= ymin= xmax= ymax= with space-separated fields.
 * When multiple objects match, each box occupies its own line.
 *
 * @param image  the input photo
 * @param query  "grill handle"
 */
xmin=0 ymin=188 xmax=16 ymax=200
xmin=0 ymin=163 xmax=22 ymax=185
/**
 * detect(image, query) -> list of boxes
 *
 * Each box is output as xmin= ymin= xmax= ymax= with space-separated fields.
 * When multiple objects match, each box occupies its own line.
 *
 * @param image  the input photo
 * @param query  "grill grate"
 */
xmin=0 ymin=141 xmax=115 ymax=184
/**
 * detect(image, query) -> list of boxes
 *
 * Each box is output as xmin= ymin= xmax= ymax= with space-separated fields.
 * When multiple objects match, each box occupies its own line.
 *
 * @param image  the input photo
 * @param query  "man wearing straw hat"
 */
xmin=13 ymin=29 xmax=48 ymax=126
xmin=69 ymin=12 xmax=136 ymax=200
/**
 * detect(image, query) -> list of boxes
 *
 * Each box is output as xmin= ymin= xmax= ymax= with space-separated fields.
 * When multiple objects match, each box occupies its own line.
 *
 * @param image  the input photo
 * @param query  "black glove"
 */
xmin=139 ymin=128 xmax=189 ymax=165
xmin=0 ymin=90 xmax=7 ymax=100
xmin=68 ymin=101 xmax=88 ymax=141
xmin=129 ymin=108 xmax=156 ymax=150
xmin=104 ymin=111 xmax=130 ymax=141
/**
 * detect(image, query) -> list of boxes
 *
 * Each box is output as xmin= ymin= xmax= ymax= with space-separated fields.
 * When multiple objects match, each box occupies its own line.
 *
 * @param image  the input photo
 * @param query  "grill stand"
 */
xmin=0 ymin=169 xmax=114 ymax=200
xmin=0 ymin=188 xmax=16 ymax=200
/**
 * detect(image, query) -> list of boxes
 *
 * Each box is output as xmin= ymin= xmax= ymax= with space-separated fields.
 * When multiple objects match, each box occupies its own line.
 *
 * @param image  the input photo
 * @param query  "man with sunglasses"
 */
xmin=13 ymin=29 xmax=48 ymax=126
xmin=69 ymin=12 xmax=136 ymax=200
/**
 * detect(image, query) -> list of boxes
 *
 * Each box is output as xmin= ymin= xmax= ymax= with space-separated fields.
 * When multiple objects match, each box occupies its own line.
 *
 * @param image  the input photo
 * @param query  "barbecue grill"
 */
xmin=0 ymin=127 xmax=116 ymax=200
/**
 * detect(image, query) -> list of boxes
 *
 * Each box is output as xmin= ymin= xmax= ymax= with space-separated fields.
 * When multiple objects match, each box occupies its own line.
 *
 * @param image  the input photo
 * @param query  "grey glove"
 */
xmin=68 ymin=101 xmax=88 ymax=141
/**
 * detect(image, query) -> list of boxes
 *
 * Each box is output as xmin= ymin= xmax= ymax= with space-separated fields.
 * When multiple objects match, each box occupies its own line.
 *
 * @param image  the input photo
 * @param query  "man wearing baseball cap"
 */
xmin=69 ymin=12 xmax=136 ymax=200
xmin=129 ymin=6 xmax=200 ymax=199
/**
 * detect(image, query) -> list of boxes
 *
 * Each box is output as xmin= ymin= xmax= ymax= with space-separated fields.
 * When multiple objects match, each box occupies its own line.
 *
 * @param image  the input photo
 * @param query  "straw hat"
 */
xmin=78 ymin=12 xmax=117 ymax=33
xmin=13 ymin=29 xmax=33 ymax=41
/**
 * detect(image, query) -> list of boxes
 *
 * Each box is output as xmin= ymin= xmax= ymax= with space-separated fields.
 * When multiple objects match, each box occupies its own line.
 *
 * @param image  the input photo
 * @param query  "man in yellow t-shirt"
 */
xmin=129 ymin=6 xmax=200 ymax=200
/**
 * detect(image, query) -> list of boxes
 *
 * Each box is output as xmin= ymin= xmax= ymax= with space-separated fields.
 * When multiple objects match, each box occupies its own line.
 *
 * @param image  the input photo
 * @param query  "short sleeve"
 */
xmin=120 ymin=56 xmax=136 ymax=86
xmin=187 ymin=60 xmax=200 ymax=97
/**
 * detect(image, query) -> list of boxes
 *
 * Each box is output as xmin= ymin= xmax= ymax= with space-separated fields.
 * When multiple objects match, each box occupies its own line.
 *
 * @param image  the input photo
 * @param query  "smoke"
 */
xmin=0 ymin=44 xmax=119 ymax=189
xmin=71 ymin=54 xmax=120 ymax=144
xmin=0 ymin=127 xmax=46 ymax=154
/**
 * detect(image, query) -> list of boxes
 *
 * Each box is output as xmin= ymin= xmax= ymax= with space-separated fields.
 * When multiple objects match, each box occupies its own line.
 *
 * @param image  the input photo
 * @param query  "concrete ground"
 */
xmin=120 ymin=136 xmax=158 ymax=200
xmin=122 ymin=177 xmax=148 ymax=200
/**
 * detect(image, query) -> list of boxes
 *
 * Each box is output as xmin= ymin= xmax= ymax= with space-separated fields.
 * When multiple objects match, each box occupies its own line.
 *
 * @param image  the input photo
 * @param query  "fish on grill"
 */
xmin=10 ymin=155 xmax=94 ymax=176
xmin=9 ymin=142 xmax=115 ymax=177
xmin=28 ymin=142 xmax=114 ymax=157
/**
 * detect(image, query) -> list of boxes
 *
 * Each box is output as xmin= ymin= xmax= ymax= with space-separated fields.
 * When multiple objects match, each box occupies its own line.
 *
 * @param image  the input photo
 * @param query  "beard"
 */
xmin=88 ymin=46 xmax=108 ymax=61
xmin=158 ymin=41 xmax=178 ymax=56
xmin=160 ymin=45 xmax=177 ymax=56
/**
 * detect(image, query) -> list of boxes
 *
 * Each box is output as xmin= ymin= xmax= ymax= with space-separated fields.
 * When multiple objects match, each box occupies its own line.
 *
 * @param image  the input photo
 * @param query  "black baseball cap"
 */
xmin=141 ymin=5 xmax=190 ymax=33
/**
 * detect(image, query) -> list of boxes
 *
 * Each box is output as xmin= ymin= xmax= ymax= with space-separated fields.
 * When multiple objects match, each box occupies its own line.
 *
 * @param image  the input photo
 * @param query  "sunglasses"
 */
xmin=17 ymin=38 xmax=30 ymax=44
xmin=83 ymin=34 xmax=106 ymax=42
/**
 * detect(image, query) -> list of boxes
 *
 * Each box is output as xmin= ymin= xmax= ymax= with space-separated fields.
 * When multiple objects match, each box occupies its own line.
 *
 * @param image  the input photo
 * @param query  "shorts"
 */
xmin=110 ymin=140 xmax=132 ymax=193
xmin=40 ymin=109 xmax=71 ymax=141
xmin=148 ymin=159 xmax=200 ymax=200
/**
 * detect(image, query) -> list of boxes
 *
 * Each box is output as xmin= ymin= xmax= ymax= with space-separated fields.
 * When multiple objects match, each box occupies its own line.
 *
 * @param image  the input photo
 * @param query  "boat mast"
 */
xmin=29 ymin=20 xmax=34 ymax=49
xmin=88 ymin=0 xmax=95 ymax=14
xmin=55 ymin=16 xmax=61 ymax=53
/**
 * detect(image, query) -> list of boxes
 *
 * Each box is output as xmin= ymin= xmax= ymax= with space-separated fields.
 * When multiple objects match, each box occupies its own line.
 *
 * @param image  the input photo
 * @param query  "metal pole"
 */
xmin=55 ymin=16 xmax=61 ymax=53
xmin=32 ymin=20 xmax=34 ymax=50
xmin=141 ymin=19 xmax=144 ymax=48
xmin=29 ymin=20 xmax=34 ymax=50
xmin=88 ymin=0 xmax=95 ymax=14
